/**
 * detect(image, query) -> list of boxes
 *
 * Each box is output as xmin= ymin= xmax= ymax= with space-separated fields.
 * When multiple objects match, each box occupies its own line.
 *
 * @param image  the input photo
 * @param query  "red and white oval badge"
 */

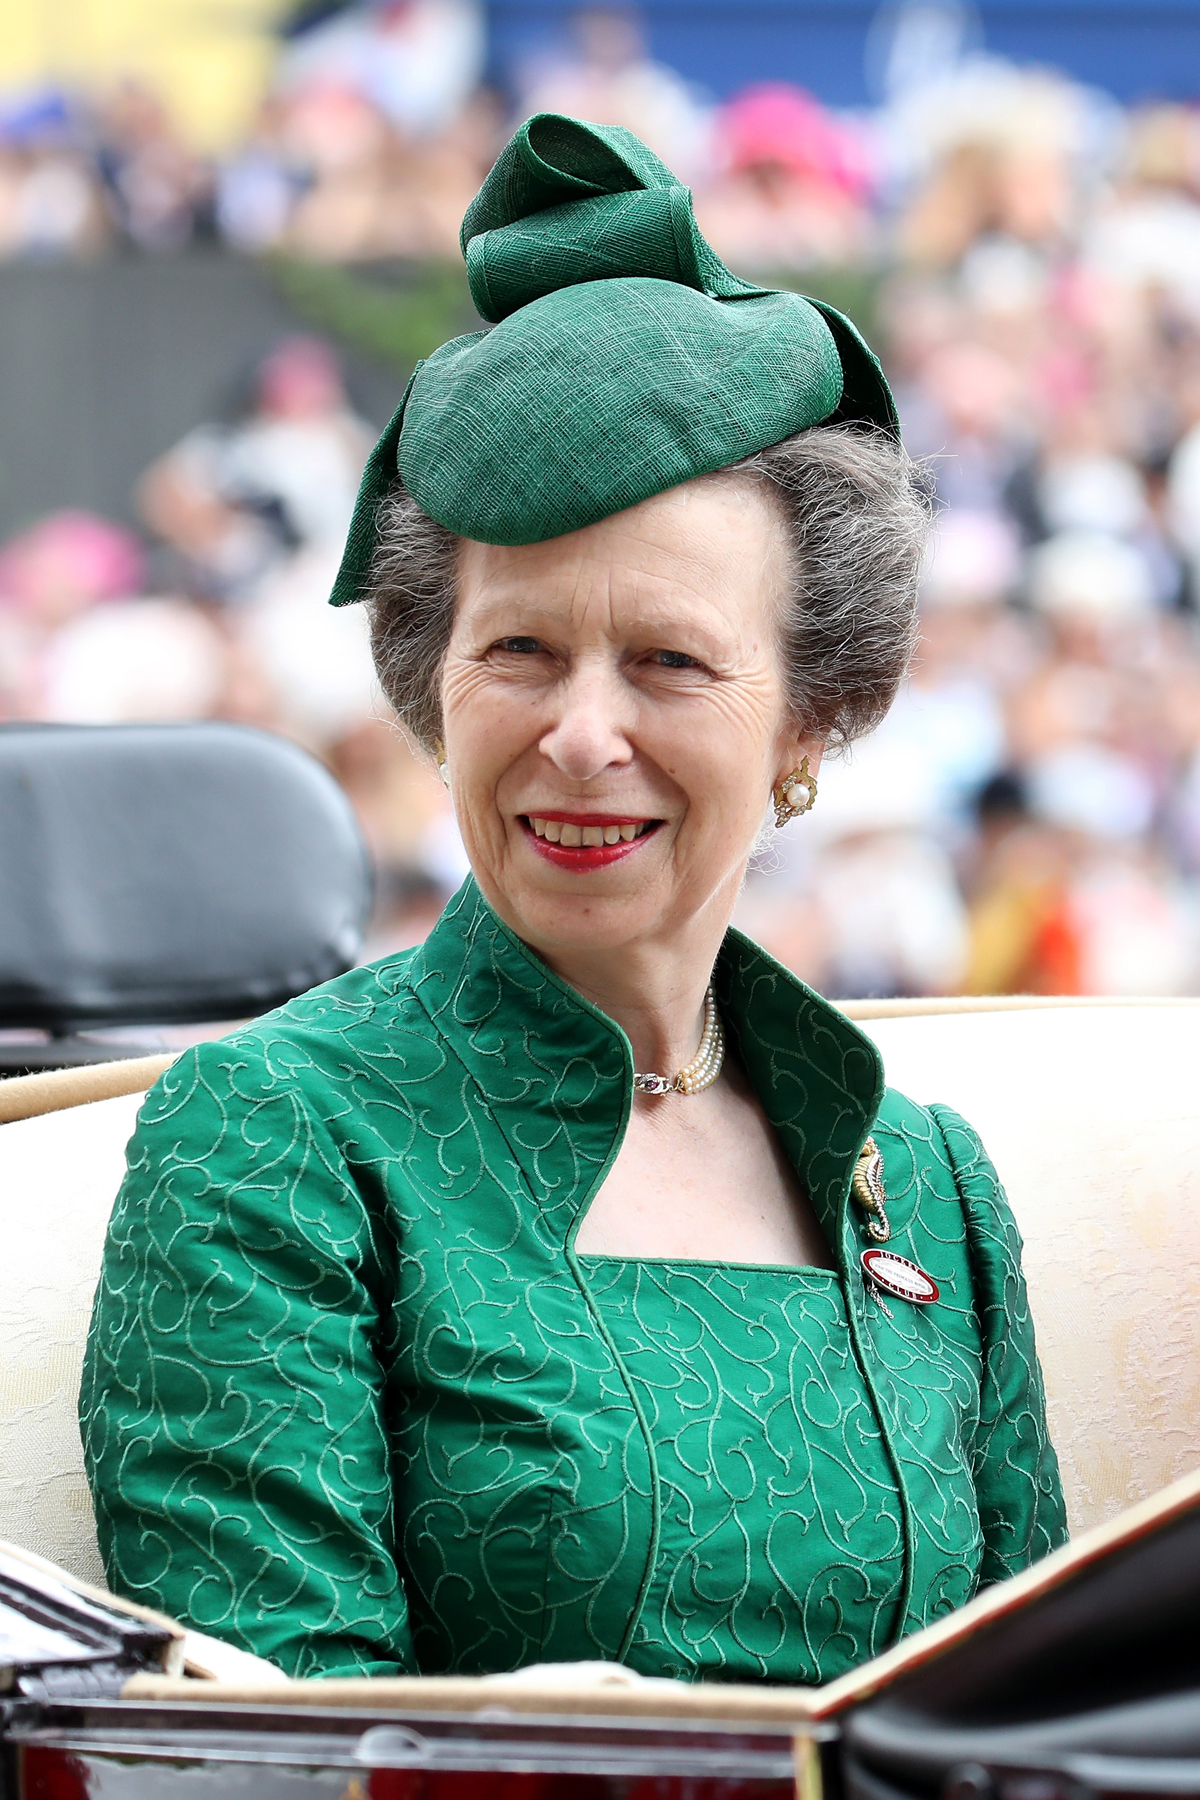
xmin=861 ymin=1249 xmax=940 ymax=1306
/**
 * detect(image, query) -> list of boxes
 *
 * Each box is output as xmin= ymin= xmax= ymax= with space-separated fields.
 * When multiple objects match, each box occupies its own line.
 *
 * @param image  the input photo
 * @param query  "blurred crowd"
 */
xmin=0 ymin=1 xmax=487 ymax=261
xmin=741 ymin=74 xmax=1200 ymax=1000
xmin=0 ymin=1 xmax=869 ymax=266
xmin=7 ymin=2 xmax=1200 ymax=994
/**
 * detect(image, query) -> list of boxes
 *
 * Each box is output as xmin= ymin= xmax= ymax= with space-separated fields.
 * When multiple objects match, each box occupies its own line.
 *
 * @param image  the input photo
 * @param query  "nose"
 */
xmin=538 ymin=658 xmax=634 ymax=782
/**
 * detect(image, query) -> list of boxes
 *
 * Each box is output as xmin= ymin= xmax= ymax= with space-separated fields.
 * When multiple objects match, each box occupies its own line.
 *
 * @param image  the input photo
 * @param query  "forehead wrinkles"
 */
xmin=549 ymin=551 xmax=739 ymax=642
xmin=458 ymin=495 xmax=786 ymax=652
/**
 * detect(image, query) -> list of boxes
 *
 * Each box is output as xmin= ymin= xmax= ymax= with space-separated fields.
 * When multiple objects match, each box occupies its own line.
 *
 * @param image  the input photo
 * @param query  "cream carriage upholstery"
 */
xmin=2 ymin=1088 xmax=145 ymax=1587
xmin=865 ymin=1004 xmax=1200 ymax=1532
xmin=1 ymin=1001 xmax=1198 ymax=1591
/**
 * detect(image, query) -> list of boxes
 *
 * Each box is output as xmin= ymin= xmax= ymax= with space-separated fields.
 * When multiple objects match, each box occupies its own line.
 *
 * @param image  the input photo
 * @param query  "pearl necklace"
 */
xmin=632 ymin=984 xmax=725 ymax=1096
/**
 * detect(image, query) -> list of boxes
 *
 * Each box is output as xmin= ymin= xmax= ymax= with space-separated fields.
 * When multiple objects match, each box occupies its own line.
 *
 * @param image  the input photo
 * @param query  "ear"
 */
xmin=774 ymin=728 xmax=827 ymax=792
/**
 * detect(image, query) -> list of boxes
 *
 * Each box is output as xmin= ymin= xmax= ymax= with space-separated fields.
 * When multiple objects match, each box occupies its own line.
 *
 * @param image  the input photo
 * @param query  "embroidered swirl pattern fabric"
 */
xmin=80 ymin=879 xmax=1067 ymax=1681
xmin=582 ymin=1260 xmax=906 ymax=1682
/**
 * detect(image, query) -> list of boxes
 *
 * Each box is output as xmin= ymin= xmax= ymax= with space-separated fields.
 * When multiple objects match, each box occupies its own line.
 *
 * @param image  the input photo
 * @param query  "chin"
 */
xmin=491 ymin=872 xmax=670 ymax=956
xmin=521 ymin=890 xmax=665 ymax=952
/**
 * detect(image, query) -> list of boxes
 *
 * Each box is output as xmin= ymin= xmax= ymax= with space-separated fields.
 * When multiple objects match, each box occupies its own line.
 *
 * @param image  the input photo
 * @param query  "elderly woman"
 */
xmin=81 ymin=115 xmax=1066 ymax=1686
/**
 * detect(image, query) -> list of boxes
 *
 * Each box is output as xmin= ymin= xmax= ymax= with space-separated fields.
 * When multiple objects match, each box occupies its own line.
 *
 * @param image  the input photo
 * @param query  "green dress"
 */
xmin=80 ymin=878 xmax=1067 ymax=1683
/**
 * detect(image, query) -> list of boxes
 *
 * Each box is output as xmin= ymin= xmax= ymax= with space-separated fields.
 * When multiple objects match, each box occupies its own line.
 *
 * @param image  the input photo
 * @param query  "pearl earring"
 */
xmin=773 ymin=755 xmax=817 ymax=828
xmin=435 ymin=740 xmax=450 ymax=789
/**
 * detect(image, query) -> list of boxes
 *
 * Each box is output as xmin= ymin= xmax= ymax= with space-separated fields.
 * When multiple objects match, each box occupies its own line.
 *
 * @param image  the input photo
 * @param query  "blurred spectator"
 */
xmin=963 ymin=774 xmax=1198 ymax=996
xmin=227 ymin=0 xmax=494 ymax=260
xmin=1167 ymin=415 xmax=1200 ymax=599
xmin=39 ymin=600 xmax=226 ymax=724
xmin=135 ymin=334 xmax=382 ymax=752
xmin=276 ymin=0 xmax=485 ymax=140
xmin=214 ymin=98 xmax=305 ymax=254
xmin=239 ymin=545 xmax=379 ymax=748
xmin=270 ymin=81 xmax=404 ymax=260
xmin=961 ymin=775 xmax=1086 ymax=994
xmin=885 ymin=60 xmax=1110 ymax=265
xmin=137 ymin=335 xmax=373 ymax=601
xmin=0 ymin=94 xmax=108 ymax=258
xmin=0 ymin=511 xmax=219 ymax=726
xmin=0 ymin=510 xmax=144 ymax=622
xmin=696 ymin=84 xmax=872 ymax=270
xmin=1082 ymin=103 xmax=1200 ymax=324
xmin=517 ymin=7 xmax=712 ymax=184
xmin=804 ymin=828 xmax=969 ymax=998
xmin=94 ymin=82 xmax=213 ymax=252
xmin=8 ymin=149 xmax=104 ymax=257
xmin=222 ymin=74 xmax=493 ymax=261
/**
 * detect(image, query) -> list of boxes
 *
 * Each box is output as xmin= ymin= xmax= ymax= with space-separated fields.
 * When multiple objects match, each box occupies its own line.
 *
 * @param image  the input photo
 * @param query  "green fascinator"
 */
xmin=330 ymin=112 xmax=896 ymax=606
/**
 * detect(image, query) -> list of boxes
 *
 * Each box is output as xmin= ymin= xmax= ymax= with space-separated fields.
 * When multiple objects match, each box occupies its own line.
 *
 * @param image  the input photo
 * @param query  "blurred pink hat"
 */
xmin=0 ymin=510 xmax=144 ymax=617
xmin=715 ymin=82 xmax=869 ymax=195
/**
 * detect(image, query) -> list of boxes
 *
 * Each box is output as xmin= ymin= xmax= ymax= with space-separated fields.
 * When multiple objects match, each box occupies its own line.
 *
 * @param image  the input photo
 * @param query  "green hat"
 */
xmin=330 ymin=112 xmax=896 ymax=607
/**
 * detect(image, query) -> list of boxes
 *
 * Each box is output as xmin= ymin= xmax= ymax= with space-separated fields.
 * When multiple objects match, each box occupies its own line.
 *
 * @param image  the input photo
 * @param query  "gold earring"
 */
xmin=434 ymin=739 xmax=450 ymax=789
xmin=773 ymin=755 xmax=817 ymax=827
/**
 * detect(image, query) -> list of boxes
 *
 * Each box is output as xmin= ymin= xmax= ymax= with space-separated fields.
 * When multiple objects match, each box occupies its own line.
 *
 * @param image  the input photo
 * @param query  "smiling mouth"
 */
xmin=520 ymin=813 xmax=662 ymax=865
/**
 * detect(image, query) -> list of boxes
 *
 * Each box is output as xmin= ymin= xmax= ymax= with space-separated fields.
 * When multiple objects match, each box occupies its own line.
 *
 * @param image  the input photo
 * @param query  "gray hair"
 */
xmin=365 ymin=424 xmax=932 ymax=754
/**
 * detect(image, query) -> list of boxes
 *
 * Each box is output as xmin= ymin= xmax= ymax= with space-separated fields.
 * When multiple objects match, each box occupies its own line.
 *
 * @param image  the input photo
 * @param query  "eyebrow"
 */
xmin=466 ymin=596 xmax=738 ymax=652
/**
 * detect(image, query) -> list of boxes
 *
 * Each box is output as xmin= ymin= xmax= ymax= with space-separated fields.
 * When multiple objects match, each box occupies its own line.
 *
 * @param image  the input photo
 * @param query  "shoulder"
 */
xmin=115 ymin=952 xmax=458 ymax=1246
xmin=134 ymin=948 xmax=448 ymax=1148
xmin=872 ymin=1087 xmax=999 ymax=1192
xmin=870 ymin=1085 xmax=1015 ymax=1246
xmin=221 ymin=947 xmax=428 ymax=1057
xmin=870 ymin=1087 xmax=1027 ymax=1307
xmin=877 ymin=1089 xmax=1016 ymax=1238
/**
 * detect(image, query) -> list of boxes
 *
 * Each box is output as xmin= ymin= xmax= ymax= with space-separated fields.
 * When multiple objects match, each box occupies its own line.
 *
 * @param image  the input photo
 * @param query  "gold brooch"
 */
xmin=852 ymin=1136 xmax=891 ymax=1242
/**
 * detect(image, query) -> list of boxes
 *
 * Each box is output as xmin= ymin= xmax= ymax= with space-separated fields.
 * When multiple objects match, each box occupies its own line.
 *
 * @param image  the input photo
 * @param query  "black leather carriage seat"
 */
xmin=0 ymin=722 xmax=371 ymax=1074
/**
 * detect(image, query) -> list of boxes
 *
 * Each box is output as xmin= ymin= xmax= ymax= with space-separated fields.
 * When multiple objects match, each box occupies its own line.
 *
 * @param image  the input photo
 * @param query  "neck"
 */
xmin=527 ymin=901 xmax=733 ymax=1079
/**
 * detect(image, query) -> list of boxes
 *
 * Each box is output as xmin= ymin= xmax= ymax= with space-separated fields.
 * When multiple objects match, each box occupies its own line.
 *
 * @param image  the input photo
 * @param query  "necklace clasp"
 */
xmin=633 ymin=1072 xmax=678 ymax=1096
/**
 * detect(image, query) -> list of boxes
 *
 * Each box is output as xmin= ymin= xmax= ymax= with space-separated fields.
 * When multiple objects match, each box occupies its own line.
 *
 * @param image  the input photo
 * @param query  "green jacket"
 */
xmin=81 ymin=878 xmax=1066 ymax=1682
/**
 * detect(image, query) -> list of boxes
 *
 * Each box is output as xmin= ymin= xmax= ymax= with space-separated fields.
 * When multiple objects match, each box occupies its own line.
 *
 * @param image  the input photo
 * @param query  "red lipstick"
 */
xmin=520 ymin=812 xmax=661 ymax=872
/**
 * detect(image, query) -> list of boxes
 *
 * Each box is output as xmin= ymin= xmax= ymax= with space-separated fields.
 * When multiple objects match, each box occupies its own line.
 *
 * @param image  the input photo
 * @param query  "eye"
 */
xmin=651 ymin=649 xmax=701 ymax=670
xmin=493 ymin=636 xmax=542 ymax=655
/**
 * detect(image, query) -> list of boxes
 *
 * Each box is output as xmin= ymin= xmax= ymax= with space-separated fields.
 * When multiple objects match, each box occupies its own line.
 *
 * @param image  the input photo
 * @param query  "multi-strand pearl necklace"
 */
xmin=632 ymin=983 xmax=725 ymax=1096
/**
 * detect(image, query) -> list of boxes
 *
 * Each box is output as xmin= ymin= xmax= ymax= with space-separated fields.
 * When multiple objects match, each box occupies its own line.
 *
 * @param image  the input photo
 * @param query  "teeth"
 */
xmin=529 ymin=816 xmax=654 ymax=847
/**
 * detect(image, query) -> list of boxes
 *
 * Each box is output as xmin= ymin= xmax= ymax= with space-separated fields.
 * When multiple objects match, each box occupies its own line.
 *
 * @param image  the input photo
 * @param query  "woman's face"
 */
xmin=439 ymin=476 xmax=820 ymax=959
